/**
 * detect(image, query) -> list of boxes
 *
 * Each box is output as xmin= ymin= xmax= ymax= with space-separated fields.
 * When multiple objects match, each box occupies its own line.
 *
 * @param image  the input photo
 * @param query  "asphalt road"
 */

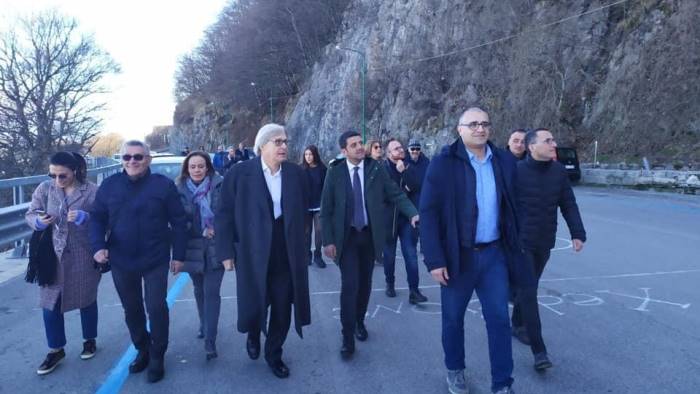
xmin=0 ymin=186 xmax=698 ymax=394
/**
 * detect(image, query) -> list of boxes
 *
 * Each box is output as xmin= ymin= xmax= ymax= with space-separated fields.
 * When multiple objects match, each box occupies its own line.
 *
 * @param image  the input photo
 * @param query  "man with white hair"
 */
xmin=216 ymin=124 xmax=310 ymax=379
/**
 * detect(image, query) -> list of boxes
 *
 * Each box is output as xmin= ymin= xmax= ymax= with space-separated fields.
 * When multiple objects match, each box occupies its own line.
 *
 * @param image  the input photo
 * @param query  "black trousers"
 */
xmin=250 ymin=217 xmax=293 ymax=364
xmin=111 ymin=263 xmax=169 ymax=359
xmin=512 ymin=248 xmax=551 ymax=355
xmin=339 ymin=227 xmax=375 ymax=338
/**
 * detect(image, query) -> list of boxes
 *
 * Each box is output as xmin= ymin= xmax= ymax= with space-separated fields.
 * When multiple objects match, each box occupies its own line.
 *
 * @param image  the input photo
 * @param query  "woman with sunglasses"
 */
xmin=25 ymin=152 xmax=100 ymax=375
xmin=301 ymin=145 xmax=327 ymax=268
xmin=175 ymin=151 xmax=225 ymax=360
xmin=365 ymin=139 xmax=383 ymax=161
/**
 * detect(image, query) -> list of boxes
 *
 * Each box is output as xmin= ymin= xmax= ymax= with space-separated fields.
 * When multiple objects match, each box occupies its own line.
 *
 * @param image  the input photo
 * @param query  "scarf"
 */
xmin=186 ymin=176 xmax=215 ymax=234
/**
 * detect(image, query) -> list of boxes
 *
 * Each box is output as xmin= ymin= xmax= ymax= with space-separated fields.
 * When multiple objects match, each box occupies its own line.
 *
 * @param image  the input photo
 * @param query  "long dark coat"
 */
xmin=25 ymin=180 xmax=100 ymax=312
xmin=215 ymin=157 xmax=310 ymax=337
xmin=320 ymin=157 xmax=418 ymax=264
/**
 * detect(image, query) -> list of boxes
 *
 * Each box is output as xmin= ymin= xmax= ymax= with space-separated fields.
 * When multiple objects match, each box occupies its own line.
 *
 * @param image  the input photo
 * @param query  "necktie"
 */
xmin=352 ymin=166 xmax=366 ymax=230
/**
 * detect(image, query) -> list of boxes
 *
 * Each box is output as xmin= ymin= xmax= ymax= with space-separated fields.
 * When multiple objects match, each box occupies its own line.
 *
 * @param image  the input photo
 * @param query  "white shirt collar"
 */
xmin=262 ymin=158 xmax=282 ymax=176
xmin=346 ymin=158 xmax=364 ymax=173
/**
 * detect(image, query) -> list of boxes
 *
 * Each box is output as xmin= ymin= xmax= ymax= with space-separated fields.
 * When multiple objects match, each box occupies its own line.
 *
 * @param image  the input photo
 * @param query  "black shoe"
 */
xmin=534 ymin=352 xmax=553 ymax=371
xmin=385 ymin=283 xmax=396 ymax=298
xmin=340 ymin=336 xmax=355 ymax=359
xmin=512 ymin=326 xmax=531 ymax=346
xmin=355 ymin=321 xmax=368 ymax=341
xmin=128 ymin=350 xmax=149 ymax=374
xmin=37 ymin=349 xmax=65 ymax=375
xmin=147 ymin=357 xmax=165 ymax=383
xmin=268 ymin=359 xmax=290 ymax=379
xmin=205 ymin=340 xmax=218 ymax=361
xmin=409 ymin=288 xmax=428 ymax=304
xmin=314 ymin=255 xmax=327 ymax=268
xmin=80 ymin=339 xmax=97 ymax=360
xmin=246 ymin=335 xmax=261 ymax=360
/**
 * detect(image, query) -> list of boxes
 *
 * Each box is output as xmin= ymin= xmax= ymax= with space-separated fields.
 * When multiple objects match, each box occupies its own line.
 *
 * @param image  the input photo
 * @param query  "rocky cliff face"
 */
xmin=173 ymin=0 xmax=700 ymax=164
xmin=282 ymin=0 xmax=699 ymax=163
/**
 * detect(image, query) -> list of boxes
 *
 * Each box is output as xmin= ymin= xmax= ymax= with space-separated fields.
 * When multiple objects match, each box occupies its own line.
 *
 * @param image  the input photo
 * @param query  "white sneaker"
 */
xmin=446 ymin=369 xmax=469 ymax=394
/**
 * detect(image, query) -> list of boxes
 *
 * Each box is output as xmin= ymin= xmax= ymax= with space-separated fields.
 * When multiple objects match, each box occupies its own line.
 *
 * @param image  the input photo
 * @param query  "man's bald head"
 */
xmin=458 ymin=107 xmax=489 ymax=126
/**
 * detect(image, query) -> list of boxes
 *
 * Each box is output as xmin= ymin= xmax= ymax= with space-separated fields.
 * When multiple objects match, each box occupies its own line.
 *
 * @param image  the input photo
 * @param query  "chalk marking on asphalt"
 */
xmin=95 ymin=273 xmax=191 ymax=394
xmin=551 ymin=237 xmax=573 ymax=251
xmin=99 ymin=269 xmax=700 ymax=309
xmin=540 ymin=269 xmax=700 ymax=282
xmin=595 ymin=288 xmax=691 ymax=311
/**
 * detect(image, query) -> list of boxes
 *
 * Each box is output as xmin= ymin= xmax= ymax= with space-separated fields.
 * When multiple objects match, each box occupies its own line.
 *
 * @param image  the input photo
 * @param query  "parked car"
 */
xmin=150 ymin=155 xmax=185 ymax=180
xmin=556 ymin=147 xmax=581 ymax=182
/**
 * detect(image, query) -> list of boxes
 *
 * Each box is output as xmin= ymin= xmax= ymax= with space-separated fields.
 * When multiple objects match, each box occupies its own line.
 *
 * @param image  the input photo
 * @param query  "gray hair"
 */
xmin=253 ymin=123 xmax=286 ymax=155
xmin=119 ymin=140 xmax=151 ymax=156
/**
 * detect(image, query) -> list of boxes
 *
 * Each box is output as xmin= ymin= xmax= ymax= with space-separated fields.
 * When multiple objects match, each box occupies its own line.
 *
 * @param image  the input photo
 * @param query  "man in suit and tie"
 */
xmin=321 ymin=130 xmax=418 ymax=359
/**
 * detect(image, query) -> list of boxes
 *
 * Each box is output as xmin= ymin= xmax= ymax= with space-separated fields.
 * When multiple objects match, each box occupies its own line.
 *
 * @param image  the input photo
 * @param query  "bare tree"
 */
xmin=89 ymin=132 xmax=124 ymax=158
xmin=0 ymin=10 xmax=119 ymax=177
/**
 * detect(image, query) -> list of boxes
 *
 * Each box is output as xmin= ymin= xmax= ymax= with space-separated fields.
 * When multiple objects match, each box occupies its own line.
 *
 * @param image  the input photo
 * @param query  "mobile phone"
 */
xmin=36 ymin=209 xmax=51 ymax=217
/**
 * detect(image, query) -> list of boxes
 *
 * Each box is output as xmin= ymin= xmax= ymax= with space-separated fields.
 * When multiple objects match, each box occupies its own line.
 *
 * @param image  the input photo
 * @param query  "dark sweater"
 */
xmin=304 ymin=164 xmax=327 ymax=210
xmin=516 ymin=156 xmax=586 ymax=251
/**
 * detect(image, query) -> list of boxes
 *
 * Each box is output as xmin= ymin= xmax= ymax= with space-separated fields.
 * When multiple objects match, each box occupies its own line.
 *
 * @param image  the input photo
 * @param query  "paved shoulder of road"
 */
xmin=0 ymin=186 xmax=698 ymax=394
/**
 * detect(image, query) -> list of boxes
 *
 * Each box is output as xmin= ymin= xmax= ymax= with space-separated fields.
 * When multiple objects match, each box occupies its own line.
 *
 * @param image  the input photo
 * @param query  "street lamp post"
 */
xmin=336 ymin=45 xmax=367 ymax=143
xmin=270 ymin=95 xmax=274 ymax=122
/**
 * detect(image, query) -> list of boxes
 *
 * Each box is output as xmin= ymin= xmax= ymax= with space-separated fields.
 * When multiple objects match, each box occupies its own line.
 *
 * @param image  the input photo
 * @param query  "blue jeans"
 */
xmin=43 ymin=296 xmax=98 ymax=349
xmin=383 ymin=220 xmax=419 ymax=289
xmin=441 ymin=243 xmax=513 ymax=392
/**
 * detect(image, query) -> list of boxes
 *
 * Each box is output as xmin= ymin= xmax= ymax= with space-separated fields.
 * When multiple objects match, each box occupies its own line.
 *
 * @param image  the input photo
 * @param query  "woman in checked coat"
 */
xmin=25 ymin=152 xmax=101 ymax=375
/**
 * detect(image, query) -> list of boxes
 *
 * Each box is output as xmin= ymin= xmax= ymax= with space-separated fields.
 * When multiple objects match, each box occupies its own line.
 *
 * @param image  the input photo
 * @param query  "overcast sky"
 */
xmin=0 ymin=0 xmax=228 ymax=140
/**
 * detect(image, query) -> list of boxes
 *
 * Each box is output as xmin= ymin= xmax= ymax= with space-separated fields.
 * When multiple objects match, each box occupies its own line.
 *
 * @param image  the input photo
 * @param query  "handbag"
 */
xmin=26 ymin=225 xmax=58 ymax=286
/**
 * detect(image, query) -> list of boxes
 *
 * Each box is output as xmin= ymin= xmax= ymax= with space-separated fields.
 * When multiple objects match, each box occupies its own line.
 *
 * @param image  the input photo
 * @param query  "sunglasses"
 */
xmin=47 ymin=173 xmax=69 ymax=179
xmin=409 ymin=147 xmax=421 ymax=152
xmin=122 ymin=154 xmax=147 ymax=161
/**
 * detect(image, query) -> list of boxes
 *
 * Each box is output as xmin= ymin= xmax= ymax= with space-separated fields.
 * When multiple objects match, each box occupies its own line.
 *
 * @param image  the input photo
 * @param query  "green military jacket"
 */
xmin=321 ymin=157 xmax=418 ymax=263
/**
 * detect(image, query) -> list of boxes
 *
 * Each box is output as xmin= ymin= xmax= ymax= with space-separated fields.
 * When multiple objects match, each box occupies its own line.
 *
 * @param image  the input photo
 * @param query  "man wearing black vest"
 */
xmin=321 ymin=130 xmax=418 ymax=359
xmin=511 ymin=128 xmax=586 ymax=371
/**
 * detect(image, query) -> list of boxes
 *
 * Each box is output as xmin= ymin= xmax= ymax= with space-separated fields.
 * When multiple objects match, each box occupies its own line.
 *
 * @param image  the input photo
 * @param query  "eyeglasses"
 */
xmin=47 ymin=173 xmax=68 ymax=179
xmin=122 ymin=154 xmax=147 ymax=161
xmin=270 ymin=139 xmax=289 ymax=147
xmin=459 ymin=121 xmax=492 ymax=131
xmin=409 ymin=147 xmax=421 ymax=152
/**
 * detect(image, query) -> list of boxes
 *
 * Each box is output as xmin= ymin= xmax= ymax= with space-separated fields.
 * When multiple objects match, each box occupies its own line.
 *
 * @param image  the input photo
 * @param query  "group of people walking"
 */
xmin=24 ymin=106 xmax=585 ymax=394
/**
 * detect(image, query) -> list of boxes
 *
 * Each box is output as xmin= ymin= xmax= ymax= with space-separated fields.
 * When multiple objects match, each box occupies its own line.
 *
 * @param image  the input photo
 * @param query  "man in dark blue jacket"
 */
xmin=420 ymin=108 xmax=519 ymax=394
xmin=511 ymin=128 xmax=586 ymax=371
xmin=212 ymin=144 xmax=229 ymax=176
xmin=90 ymin=140 xmax=187 ymax=383
xmin=382 ymin=138 xmax=428 ymax=304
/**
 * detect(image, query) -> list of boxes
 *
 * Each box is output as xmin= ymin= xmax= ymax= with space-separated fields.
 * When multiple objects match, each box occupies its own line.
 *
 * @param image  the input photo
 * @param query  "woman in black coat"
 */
xmin=301 ymin=145 xmax=327 ymax=268
xmin=215 ymin=123 xmax=310 ymax=379
xmin=174 ymin=152 xmax=225 ymax=360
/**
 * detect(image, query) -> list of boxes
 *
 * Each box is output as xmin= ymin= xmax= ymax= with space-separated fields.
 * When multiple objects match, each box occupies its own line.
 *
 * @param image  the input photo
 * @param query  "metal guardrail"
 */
xmin=0 ymin=162 xmax=122 ymax=255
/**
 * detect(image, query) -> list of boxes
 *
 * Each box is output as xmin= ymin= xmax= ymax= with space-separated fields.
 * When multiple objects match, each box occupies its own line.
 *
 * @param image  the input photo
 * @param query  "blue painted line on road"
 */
xmin=95 ymin=273 xmax=191 ymax=394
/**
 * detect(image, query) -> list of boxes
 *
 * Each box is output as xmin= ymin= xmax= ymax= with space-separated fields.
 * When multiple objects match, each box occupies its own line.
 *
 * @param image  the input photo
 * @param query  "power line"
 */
xmin=370 ymin=0 xmax=632 ymax=72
